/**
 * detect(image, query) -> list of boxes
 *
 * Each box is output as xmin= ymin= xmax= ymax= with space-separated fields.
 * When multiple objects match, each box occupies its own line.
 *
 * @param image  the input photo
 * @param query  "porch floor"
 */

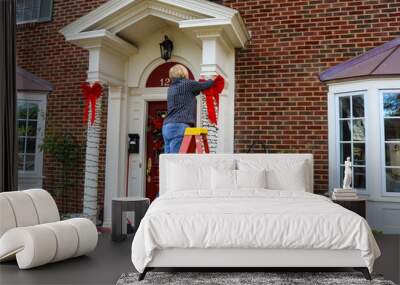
xmin=0 ymin=234 xmax=398 ymax=285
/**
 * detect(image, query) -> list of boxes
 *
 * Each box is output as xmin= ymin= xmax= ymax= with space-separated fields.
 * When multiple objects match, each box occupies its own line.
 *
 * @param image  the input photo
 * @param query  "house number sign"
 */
xmin=146 ymin=62 xmax=194 ymax=88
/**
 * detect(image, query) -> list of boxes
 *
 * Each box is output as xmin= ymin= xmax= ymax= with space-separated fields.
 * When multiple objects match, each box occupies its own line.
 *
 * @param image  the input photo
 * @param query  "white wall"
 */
xmin=127 ymin=27 xmax=202 ymax=88
xmin=327 ymin=78 xmax=400 ymax=233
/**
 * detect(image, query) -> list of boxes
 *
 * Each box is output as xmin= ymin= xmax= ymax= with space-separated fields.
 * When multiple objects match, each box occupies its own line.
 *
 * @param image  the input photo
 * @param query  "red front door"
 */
xmin=146 ymin=101 xmax=167 ymax=201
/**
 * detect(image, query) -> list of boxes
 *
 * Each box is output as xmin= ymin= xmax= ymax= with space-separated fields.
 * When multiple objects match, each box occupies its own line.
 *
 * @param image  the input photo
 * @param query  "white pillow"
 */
xmin=167 ymin=159 xmax=235 ymax=191
xmin=238 ymin=159 xmax=308 ymax=191
xmin=168 ymin=163 xmax=210 ymax=191
xmin=211 ymin=168 xmax=236 ymax=190
xmin=266 ymin=161 xmax=307 ymax=191
xmin=236 ymin=169 xmax=267 ymax=189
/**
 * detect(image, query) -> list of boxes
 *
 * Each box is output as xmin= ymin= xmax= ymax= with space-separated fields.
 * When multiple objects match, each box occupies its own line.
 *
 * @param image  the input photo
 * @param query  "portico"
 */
xmin=61 ymin=0 xmax=250 ymax=226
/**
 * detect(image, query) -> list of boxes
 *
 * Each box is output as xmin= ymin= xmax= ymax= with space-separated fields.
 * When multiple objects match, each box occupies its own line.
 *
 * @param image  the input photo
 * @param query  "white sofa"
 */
xmin=0 ymin=189 xmax=98 ymax=269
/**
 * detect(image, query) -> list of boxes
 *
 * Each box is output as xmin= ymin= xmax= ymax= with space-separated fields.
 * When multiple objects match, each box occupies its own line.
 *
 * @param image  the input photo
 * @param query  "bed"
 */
xmin=131 ymin=154 xmax=380 ymax=280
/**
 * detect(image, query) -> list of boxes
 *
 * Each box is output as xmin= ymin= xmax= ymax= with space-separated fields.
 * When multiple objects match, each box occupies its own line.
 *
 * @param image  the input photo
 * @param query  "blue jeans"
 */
xmin=162 ymin=123 xmax=189 ymax=153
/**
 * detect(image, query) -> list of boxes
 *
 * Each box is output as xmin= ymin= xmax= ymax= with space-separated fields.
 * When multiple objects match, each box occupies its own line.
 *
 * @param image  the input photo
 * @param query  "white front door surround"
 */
xmin=127 ymin=56 xmax=200 ymax=202
xmin=61 ymin=0 xmax=250 ymax=227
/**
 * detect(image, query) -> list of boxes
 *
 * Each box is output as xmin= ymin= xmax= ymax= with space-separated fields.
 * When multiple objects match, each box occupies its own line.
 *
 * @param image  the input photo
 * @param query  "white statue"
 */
xmin=343 ymin=157 xmax=352 ymax=189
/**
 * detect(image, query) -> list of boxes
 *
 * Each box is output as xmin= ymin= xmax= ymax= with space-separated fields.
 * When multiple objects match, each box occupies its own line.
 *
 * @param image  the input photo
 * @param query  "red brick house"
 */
xmin=16 ymin=0 xmax=400 ymax=231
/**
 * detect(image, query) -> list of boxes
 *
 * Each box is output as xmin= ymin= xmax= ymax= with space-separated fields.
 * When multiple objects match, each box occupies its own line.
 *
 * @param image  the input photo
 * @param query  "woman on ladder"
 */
xmin=162 ymin=64 xmax=215 ymax=153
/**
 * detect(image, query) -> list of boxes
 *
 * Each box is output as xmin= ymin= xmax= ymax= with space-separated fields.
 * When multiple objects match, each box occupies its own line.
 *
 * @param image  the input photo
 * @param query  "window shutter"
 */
xmin=38 ymin=0 xmax=53 ymax=22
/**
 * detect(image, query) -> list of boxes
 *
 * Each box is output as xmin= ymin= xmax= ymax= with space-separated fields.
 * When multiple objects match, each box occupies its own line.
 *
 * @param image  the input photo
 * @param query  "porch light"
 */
xmin=159 ymin=36 xmax=173 ymax=61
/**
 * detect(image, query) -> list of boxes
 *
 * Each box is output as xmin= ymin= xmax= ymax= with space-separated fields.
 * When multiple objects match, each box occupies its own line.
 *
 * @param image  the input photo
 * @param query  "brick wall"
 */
xmin=16 ymin=0 xmax=107 ymax=213
xmin=16 ymin=0 xmax=400 ymax=211
xmin=217 ymin=0 xmax=400 ymax=192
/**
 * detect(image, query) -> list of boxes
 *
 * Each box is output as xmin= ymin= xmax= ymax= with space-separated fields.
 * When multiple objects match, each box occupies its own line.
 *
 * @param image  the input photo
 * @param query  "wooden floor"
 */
xmin=0 ymin=234 xmax=398 ymax=285
xmin=0 ymin=233 xmax=134 ymax=285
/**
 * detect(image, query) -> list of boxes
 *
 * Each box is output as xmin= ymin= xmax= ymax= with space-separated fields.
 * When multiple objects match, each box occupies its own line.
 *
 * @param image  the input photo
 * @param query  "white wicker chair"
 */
xmin=0 ymin=189 xmax=98 ymax=269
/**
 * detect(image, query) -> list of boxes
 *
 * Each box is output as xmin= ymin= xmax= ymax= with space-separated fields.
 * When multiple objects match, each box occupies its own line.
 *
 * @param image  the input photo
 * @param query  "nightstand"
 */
xmin=112 ymin=197 xmax=150 ymax=242
xmin=332 ymin=198 xmax=366 ymax=218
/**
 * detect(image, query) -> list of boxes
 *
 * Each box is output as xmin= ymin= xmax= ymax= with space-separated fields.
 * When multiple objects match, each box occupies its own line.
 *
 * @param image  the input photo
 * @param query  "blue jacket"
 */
xmin=164 ymin=78 xmax=214 ymax=125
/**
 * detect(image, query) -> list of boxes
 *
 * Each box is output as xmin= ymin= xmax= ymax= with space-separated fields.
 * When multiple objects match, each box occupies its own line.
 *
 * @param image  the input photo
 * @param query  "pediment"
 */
xmin=88 ymin=0 xmax=209 ymax=35
xmin=61 ymin=0 xmax=234 ymax=36
xmin=60 ymin=0 xmax=249 ymax=52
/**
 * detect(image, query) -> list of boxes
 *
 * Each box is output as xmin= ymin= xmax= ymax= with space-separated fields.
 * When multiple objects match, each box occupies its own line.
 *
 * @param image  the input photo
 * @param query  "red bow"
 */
xmin=81 ymin=82 xmax=103 ymax=125
xmin=199 ymin=75 xmax=224 ymax=124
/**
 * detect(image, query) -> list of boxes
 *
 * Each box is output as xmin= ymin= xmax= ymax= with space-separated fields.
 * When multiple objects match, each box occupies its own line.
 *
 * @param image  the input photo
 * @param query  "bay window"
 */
xmin=326 ymin=76 xmax=400 ymax=233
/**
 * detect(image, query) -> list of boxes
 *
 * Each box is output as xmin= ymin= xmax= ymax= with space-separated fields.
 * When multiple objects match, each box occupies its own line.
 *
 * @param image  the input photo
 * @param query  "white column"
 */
xmin=82 ymin=95 xmax=103 ymax=223
xmin=197 ymin=30 xmax=235 ymax=153
xmin=76 ymin=41 xmax=132 ymax=227
xmin=103 ymin=85 xmax=128 ymax=227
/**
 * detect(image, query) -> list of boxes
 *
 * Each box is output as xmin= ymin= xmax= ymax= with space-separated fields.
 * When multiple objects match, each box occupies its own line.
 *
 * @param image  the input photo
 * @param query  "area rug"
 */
xmin=116 ymin=271 xmax=396 ymax=285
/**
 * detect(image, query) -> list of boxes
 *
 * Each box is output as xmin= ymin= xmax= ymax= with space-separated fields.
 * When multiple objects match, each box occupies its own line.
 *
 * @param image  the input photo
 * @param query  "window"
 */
xmin=337 ymin=94 xmax=366 ymax=190
xmin=18 ymin=101 xmax=39 ymax=172
xmin=17 ymin=95 xmax=46 ymax=176
xmin=16 ymin=0 xmax=53 ymax=24
xmin=382 ymin=91 xmax=400 ymax=194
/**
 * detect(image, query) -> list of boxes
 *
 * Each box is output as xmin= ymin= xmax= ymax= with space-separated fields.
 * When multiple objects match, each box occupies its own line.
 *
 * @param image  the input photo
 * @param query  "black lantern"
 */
xmin=159 ymin=36 xmax=173 ymax=61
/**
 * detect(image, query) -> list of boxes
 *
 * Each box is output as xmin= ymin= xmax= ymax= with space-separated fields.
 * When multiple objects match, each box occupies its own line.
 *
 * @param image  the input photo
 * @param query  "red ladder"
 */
xmin=179 ymin=128 xmax=210 ymax=154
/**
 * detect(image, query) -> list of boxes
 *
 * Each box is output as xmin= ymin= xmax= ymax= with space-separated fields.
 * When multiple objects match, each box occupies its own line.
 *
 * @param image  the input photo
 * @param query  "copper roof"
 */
xmin=16 ymin=67 xmax=53 ymax=92
xmin=320 ymin=37 xmax=400 ymax=82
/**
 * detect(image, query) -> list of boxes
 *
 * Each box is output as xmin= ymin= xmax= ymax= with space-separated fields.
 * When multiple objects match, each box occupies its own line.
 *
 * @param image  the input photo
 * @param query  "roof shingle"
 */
xmin=320 ymin=37 xmax=400 ymax=82
xmin=16 ymin=67 xmax=53 ymax=92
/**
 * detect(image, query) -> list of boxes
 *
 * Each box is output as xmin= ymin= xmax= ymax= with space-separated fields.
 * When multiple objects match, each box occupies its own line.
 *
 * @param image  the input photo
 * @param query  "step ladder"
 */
xmin=179 ymin=128 xmax=210 ymax=154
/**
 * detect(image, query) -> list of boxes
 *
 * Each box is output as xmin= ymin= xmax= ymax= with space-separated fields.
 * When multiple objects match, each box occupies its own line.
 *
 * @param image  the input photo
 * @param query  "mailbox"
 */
xmin=128 ymin=134 xmax=140 ymax=154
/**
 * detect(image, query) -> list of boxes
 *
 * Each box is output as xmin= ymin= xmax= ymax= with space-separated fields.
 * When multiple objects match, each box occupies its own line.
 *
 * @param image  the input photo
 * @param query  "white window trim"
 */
xmin=379 ymin=88 xmax=400 ymax=197
xmin=17 ymin=19 xmax=41 ymax=25
xmin=334 ymin=90 xmax=368 ymax=194
xmin=17 ymin=91 xmax=47 ymax=180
